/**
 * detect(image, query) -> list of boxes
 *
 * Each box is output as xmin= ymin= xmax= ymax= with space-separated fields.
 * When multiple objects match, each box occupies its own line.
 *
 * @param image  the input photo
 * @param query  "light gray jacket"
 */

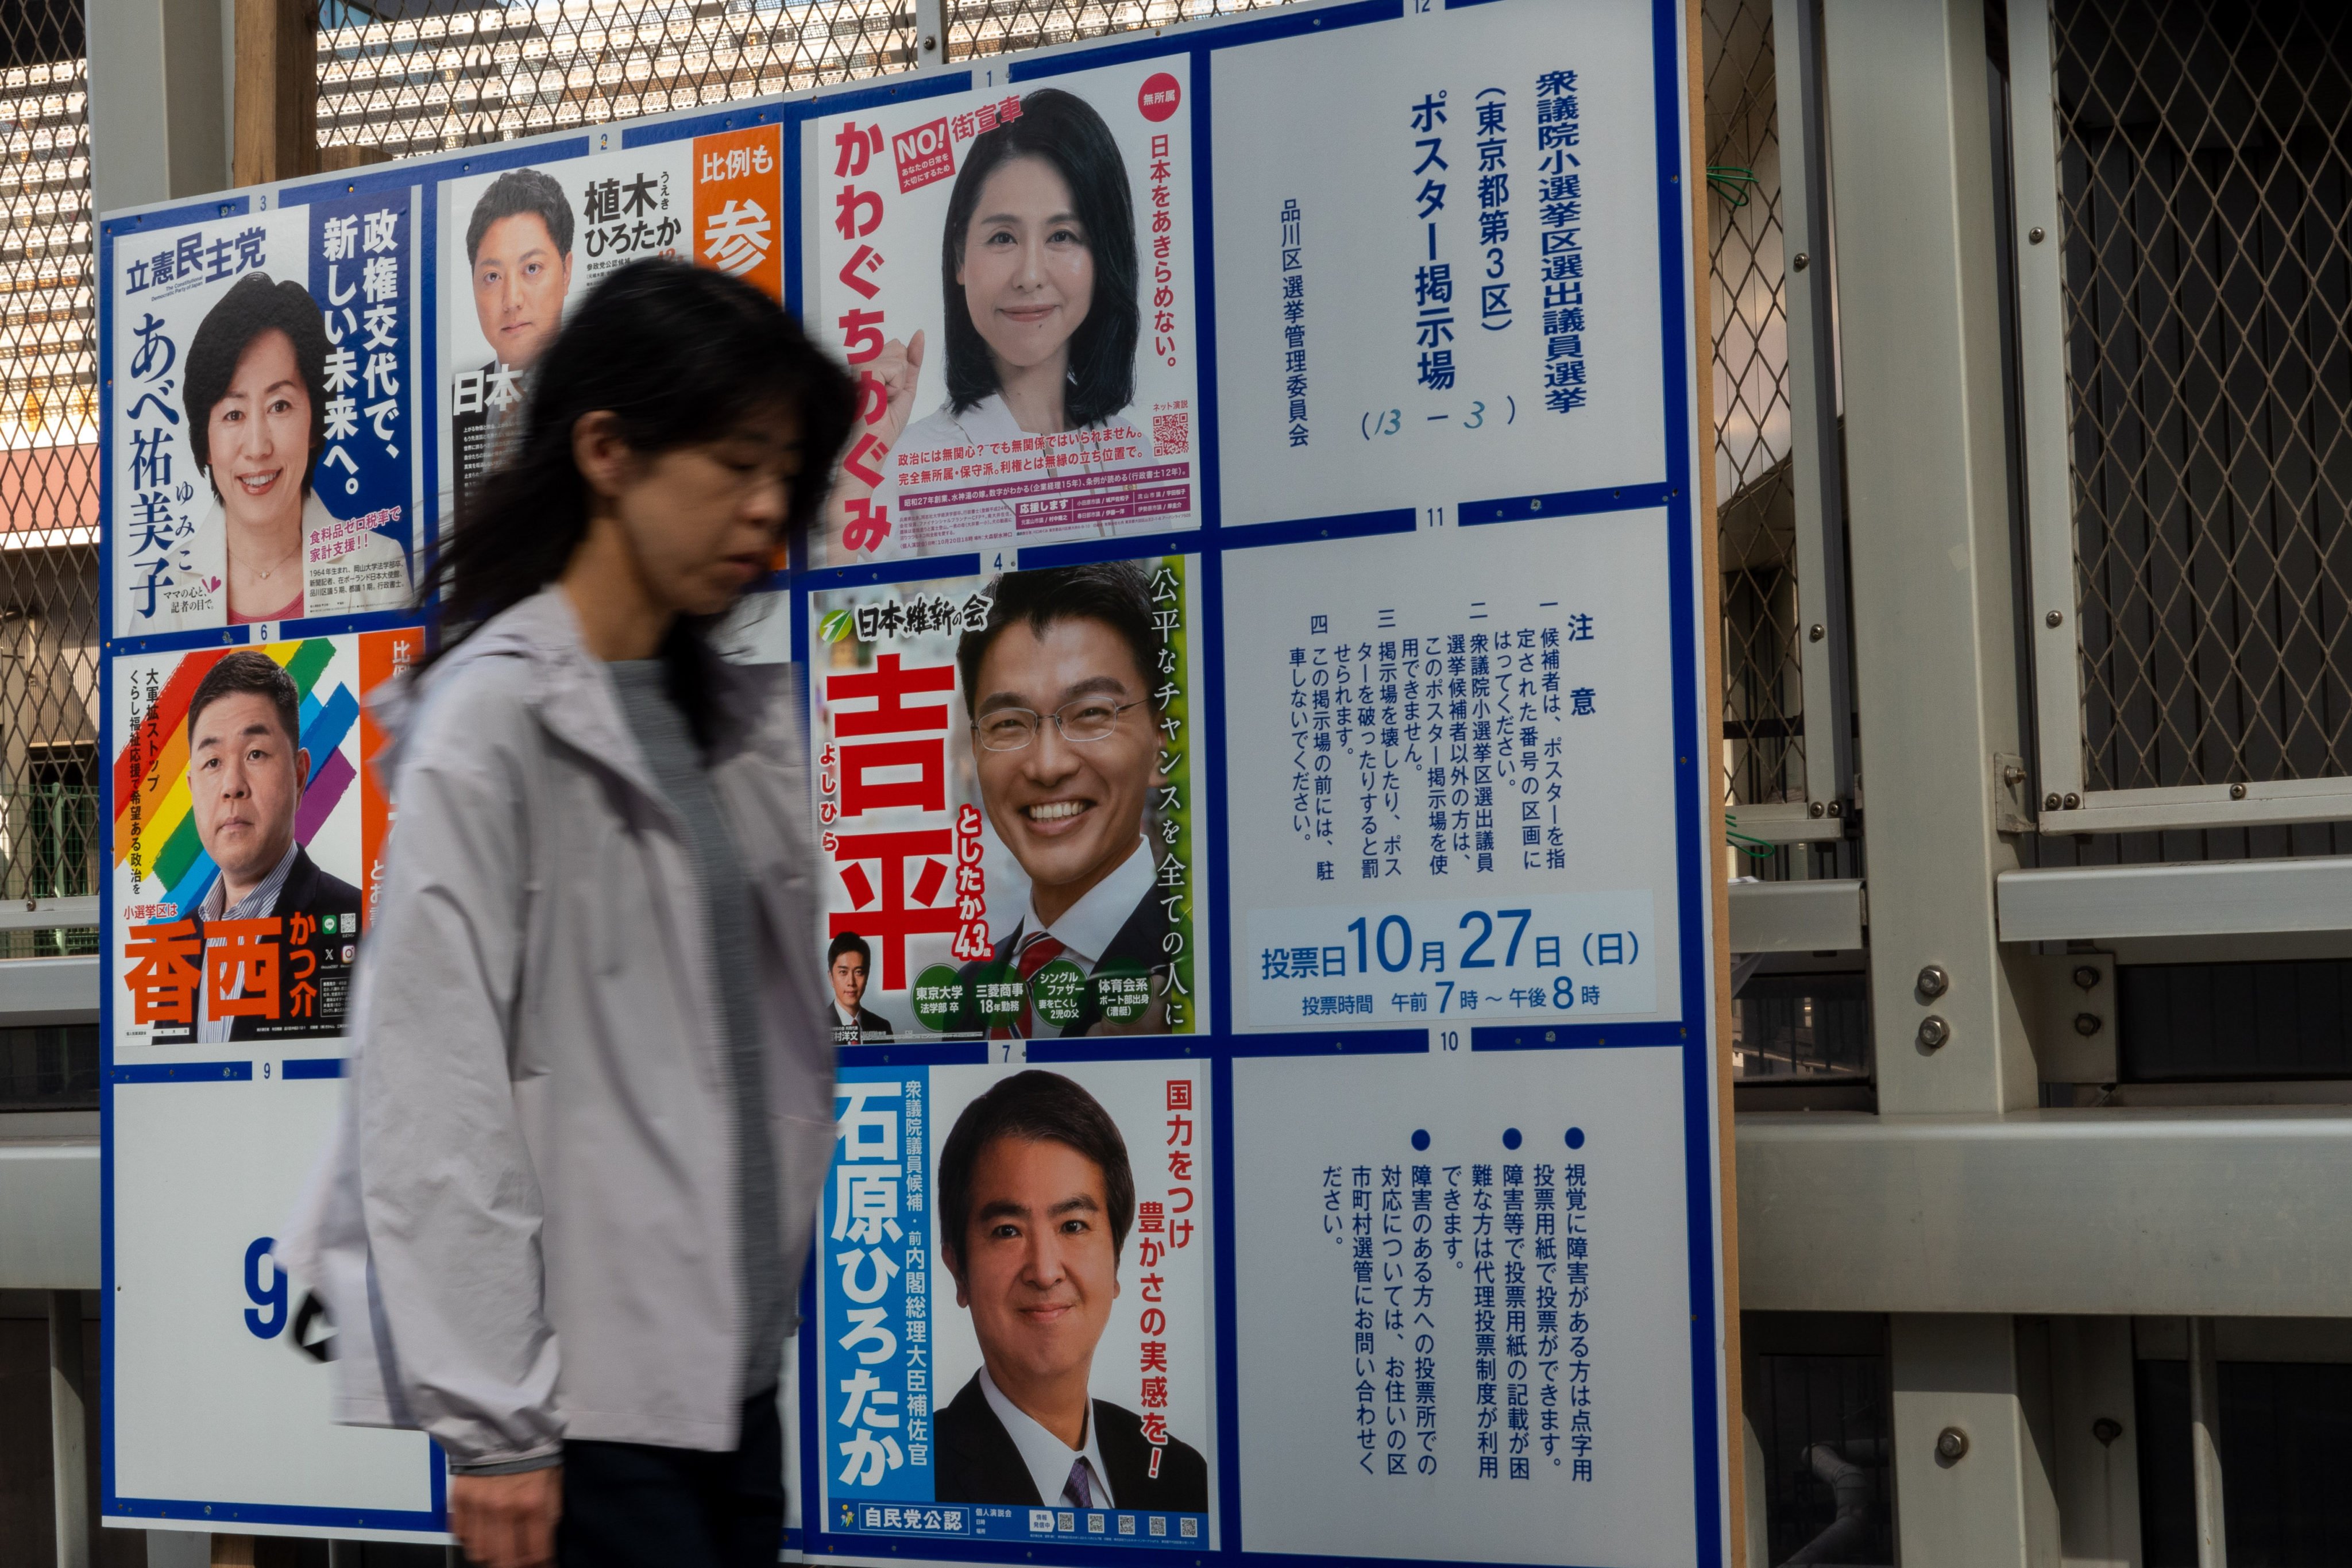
xmin=279 ymin=587 xmax=834 ymax=1466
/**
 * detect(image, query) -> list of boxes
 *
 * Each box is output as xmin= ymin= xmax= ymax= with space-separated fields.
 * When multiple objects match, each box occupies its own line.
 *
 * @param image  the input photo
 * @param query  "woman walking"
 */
xmin=284 ymin=258 xmax=853 ymax=1568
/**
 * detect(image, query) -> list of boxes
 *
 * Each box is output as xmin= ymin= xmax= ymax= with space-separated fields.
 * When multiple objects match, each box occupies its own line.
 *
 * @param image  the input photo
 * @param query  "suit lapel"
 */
xmin=941 ymin=1372 xmax=1042 ymax=1505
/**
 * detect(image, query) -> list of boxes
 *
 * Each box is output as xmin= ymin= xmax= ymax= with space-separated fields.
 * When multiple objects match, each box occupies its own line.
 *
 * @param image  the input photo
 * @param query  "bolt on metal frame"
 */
xmin=1707 ymin=0 xmax=1855 ymax=844
xmin=2011 ymin=0 xmax=2352 ymax=834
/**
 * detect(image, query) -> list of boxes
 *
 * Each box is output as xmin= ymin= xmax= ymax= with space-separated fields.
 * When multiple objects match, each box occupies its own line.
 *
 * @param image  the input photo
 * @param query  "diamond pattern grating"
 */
xmin=1704 ymin=0 xmax=1808 ymax=816
xmin=2055 ymin=0 xmax=2352 ymax=795
xmin=313 ymin=0 xmax=1311 ymax=164
xmin=0 ymin=0 xmax=98 ymax=955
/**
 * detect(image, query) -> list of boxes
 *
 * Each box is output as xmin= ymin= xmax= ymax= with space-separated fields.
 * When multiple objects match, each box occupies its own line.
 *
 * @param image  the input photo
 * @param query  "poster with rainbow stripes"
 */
xmin=110 ymin=629 xmax=408 ymax=1054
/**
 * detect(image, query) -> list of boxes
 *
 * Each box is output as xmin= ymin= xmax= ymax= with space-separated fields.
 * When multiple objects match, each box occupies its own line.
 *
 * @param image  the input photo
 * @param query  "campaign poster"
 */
xmin=1220 ymin=520 xmax=1678 ymax=1034
xmin=111 ymin=194 xmax=420 ymax=635
xmin=110 ymin=629 xmax=412 ymax=1053
xmin=436 ymin=123 xmax=783 ymax=516
xmin=806 ymin=61 xmax=1200 ymax=567
xmin=1210 ymin=1 xmax=1666 ymax=528
xmin=817 ymin=1060 xmax=1215 ymax=1547
xmin=810 ymin=556 xmax=1203 ymax=1045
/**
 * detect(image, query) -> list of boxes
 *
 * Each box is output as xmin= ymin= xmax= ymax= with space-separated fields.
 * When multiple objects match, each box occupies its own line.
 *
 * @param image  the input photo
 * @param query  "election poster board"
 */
xmin=95 ymin=0 xmax=1735 ymax=1561
xmin=436 ymin=122 xmax=785 ymax=520
xmin=111 ymin=193 xmax=420 ymax=638
xmin=809 ymin=556 xmax=1204 ymax=1046
xmin=804 ymin=60 xmax=1200 ymax=568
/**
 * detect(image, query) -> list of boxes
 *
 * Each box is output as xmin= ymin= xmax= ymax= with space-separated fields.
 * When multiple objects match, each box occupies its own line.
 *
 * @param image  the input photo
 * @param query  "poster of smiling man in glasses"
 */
xmin=810 ymin=557 xmax=1203 ymax=1042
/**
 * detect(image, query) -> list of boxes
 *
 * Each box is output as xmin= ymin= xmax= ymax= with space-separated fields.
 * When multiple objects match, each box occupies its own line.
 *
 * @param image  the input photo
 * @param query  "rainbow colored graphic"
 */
xmin=111 ymin=638 xmax=361 ymax=919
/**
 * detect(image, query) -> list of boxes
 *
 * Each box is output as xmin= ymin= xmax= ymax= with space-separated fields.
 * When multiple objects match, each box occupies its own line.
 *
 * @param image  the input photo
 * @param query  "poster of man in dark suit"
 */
xmin=826 ymin=931 xmax=895 ymax=1043
xmin=153 ymin=651 xmax=362 ymax=1045
xmin=932 ymin=1071 xmax=1207 ymax=1513
xmin=448 ymin=167 xmax=575 ymax=511
xmin=949 ymin=563 xmax=1173 ymax=1037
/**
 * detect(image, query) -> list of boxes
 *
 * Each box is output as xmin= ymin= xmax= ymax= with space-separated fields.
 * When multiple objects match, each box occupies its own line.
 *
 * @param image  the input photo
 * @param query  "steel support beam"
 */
xmin=1999 ymin=856 xmax=2352 ymax=943
xmin=1737 ymin=1109 xmax=2352 ymax=1316
xmin=1822 ymin=0 xmax=2031 ymax=1113
xmin=2045 ymin=1316 xmax=2141 ymax=1568
xmin=1727 ymin=878 xmax=1864 ymax=952
xmin=50 ymin=1292 xmax=90 ymax=1568
xmin=86 ymin=0 xmax=233 ymax=214
xmin=2189 ymin=1317 xmax=2226 ymax=1567
xmin=0 ymin=1140 xmax=102 ymax=1289
xmin=1890 ymin=1315 xmax=2059 ymax=1568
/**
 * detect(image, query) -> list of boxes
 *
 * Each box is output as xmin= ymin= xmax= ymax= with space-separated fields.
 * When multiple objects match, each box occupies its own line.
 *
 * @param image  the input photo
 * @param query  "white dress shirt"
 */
xmin=1019 ymin=834 xmax=1154 ymax=973
xmin=978 ymin=1364 xmax=1115 ymax=1509
xmin=196 ymin=839 xmax=300 ymax=1044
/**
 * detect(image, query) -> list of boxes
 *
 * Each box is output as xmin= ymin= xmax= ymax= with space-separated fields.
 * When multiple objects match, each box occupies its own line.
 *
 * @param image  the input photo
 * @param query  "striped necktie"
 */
xmin=991 ymin=932 xmax=1067 ymax=1040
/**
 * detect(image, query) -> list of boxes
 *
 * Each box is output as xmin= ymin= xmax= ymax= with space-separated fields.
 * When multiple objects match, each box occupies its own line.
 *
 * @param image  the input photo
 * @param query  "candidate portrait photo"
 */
xmin=930 ymin=1070 xmax=1207 ymax=1514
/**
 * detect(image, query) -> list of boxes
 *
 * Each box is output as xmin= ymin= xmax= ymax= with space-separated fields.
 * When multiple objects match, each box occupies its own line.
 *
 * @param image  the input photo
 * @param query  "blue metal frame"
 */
xmin=95 ymin=0 xmax=1721 ymax=1558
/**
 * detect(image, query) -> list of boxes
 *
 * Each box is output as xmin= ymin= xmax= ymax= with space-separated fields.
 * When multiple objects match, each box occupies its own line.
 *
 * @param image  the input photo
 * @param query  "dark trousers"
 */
xmin=558 ymin=1393 xmax=784 ymax=1568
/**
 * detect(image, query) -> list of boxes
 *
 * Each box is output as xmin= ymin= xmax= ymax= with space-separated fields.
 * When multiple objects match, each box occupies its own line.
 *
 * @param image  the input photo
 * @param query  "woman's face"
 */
xmin=208 ymin=327 xmax=312 ymax=532
xmin=607 ymin=405 xmax=805 ymax=619
xmin=957 ymin=154 xmax=1095 ymax=377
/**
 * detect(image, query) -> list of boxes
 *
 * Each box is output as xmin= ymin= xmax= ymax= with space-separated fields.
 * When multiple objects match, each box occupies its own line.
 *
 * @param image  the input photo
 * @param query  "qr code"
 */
xmin=1153 ymin=410 xmax=1189 ymax=457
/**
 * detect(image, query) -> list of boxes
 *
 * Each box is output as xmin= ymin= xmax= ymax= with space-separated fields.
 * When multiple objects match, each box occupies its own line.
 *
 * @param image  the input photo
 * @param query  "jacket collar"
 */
xmin=370 ymin=585 xmax=793 ymax=801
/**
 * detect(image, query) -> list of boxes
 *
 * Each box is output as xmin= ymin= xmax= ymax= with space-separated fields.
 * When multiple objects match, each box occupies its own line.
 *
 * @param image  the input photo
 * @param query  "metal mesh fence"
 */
xmin=314 ymin=0 xmax=1307 ymax=163
xmin=1704 ymin=0 xmax=1807 ymax=816
xmin=0 ymin=0 xmax=99 ymax=954
xmin=2054 ymin=0 xmax=2352 ymax=796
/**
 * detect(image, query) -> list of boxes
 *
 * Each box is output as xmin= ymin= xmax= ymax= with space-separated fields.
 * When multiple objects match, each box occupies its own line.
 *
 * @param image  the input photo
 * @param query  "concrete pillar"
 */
xmin=1890 ymin=1315 xmax=2059 ymax=1567
xmin=85 ymin=0 xmax=233 ymax=214
xmin=47 ymin=1292 xmax=89 ymax=1568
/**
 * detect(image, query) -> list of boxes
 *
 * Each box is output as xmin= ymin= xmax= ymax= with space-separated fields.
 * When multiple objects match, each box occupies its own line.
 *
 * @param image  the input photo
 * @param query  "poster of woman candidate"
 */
xmin=808 ymin=61 xmax=1199 ymax=566
xmin=110 ymin=629 xmax=411 ymax=1053
xmin=817 ymin=1060 xmax=1215 ymax=1548
xmin=435 ymin=124 xmax=786 ymax=521
xmin=111 ymin=195 xmax=419 ymax=635
xmin=810 ymin=555 xmax=1204 ymax=1045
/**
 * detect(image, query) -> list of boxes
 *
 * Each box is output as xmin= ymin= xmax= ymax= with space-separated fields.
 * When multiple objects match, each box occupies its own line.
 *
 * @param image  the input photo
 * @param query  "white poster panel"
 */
xmin=1211 ymin=0 xmax=1663 ymax=527
xmin=1230 ymin=1047 xmax=1697 ymax=1565
xmin=111 ymin=1076 xmax=437 ymax=1520
xmin=805 ymin=60 xmax=1200 ymax=567
xmin=1221 ymin=518 xmax=1680 ymax=1034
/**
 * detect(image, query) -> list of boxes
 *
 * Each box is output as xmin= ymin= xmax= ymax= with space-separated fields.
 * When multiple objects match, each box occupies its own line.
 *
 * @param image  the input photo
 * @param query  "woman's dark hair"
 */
xmin=941 ymin=88 xmax=1139 ymax=429
xmin=937 ymin=1070 xmax=1135 ymax=1279
xmin=422 ymin=260 xmax=855 ymax=732
xmin=183 ymin=272 xmax=330 ymax=498
xmin=465 ymin=166 xmax=574 ymax=265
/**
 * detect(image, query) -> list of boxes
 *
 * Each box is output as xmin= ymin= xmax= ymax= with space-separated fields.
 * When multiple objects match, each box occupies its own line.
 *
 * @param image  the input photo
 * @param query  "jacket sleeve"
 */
xmin=353 ymin=662 xmax=562 ymax=1470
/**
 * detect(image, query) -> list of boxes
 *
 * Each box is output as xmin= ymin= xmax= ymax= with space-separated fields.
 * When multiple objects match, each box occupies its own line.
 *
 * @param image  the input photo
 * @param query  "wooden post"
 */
xmin=1687 ymin=0 xmax=1748 ymax=1562
xmin=233 ymin=0 xmax=319 ymax=187
xmin=209 ymin=1535 xmax=257 ymax=1567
